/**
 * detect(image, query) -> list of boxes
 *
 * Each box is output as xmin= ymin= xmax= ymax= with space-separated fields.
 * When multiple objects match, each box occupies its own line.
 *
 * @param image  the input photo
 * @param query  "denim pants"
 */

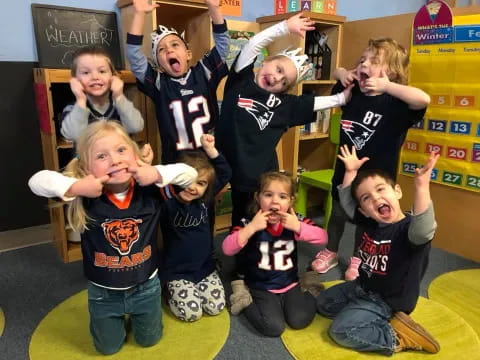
xmin=316 ymin=281 xmax=396 ymax=356
xmin=87 ymin=276 xmax=163 ymax=355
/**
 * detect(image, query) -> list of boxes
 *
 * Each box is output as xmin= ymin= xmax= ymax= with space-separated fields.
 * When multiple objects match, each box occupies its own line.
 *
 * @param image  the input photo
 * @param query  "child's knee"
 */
xmin=202 ymin=297 xmax=226 ymax=316
xmin=135 ymin=330 xmax=162 ymax=348
xmin=261 ymin=321 xmax=285 ymax=337
xmin=94 ymin=339 xmax=124 ymax=355
xmin=169 ymin=299 xmax=203 ymax=322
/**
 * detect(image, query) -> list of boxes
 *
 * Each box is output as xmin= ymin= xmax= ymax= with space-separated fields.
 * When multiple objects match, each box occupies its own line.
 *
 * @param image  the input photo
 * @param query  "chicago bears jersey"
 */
xmin=216 ymin=58 xmax=314 ymax=192
xmin=81 ymin=180 xmax=163 ymax=289
xmin=331 ymin=81 xmax=426 ymax=200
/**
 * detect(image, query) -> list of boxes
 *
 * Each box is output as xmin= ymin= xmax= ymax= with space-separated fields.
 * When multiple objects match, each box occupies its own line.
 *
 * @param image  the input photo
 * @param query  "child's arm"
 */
xmin=59 ymin=78 xmax=90 ymax=140
xmin=222 ymin=210 xmax=270 ymax=255
xmin=408 ymin=152 xmax=439 ymax=244
xmin=205 ymin=0 xmax=229 ymax=61
xmin=365 ymin=69 xmax=430 ymax=110
xmin=126 ymin=0 xmax=159 ymax=84
xmin=235 ymin=13 xmax=315 ymax=72
xmin=278 ymin=209 xmax=328 ymax=245
xmin=313 ymin=83 xmax=353 ymax=111
xmin=110 ymin=76 xmax=145 ymax=134
xmin=334 ymin=67 xmax=358 ymax=87
xmin=200 ymin=134 xmax=232 ymax=194
xmin=129 ymin=160 xmax=198 ymax=188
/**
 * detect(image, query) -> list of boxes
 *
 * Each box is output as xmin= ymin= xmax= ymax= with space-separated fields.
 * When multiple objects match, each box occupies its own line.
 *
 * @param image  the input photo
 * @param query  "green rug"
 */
xmin=428 ymin=268 xmax=480 ymax=336
xmin=30 ymin=290 xmax=230 ymax=359
xmin=0 ymin=307 xmax=4 ymax=337
xmin=281 ymin=282 xmax=480 ymax=359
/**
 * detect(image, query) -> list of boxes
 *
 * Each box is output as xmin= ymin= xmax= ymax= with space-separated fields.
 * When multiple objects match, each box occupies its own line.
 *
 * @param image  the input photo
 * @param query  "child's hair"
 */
xmin=251 ymin=171 xmax=296 ymax=213
xmin=262 ymin=55 xmax=297 ymax=91
xmin=366 ymin=38 xmax=408 ymax=85
xmin=176 ymin=151 xmax=216 ymax=202
xmin=70 ymin=46 xmax=117 ymax=76
xmin=64 ymin=121 xmax=141 ymax=231
xmin=351 ymin=169 xmax=396 ymax=203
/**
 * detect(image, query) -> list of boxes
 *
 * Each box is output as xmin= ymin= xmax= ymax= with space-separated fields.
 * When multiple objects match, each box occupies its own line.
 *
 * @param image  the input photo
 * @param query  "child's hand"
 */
xmin=286 ymin=13 xmax=315 ymax=38
xmin=67 ymin=174 xmax=109 ymax=198
xmin=249 ymin=209 xmax=271 ymax=232
xmin=336 ymin=68 xmax=358 ymax=87
xmin=415 ymin=152 xmax=440 ymax=187
xmin=69 ymin=78 xmax=87 ymax=106
xmin=205 ymin=0 xmax=221 ymax=8
xmin=279 ymin=208 xmax=301 ymax=233
xmin=129 ymin=159 xmax=160 ymax=186
xmin=337 ymin=145 xmax=369 ymax=172
xmin=200 ymin=134 xmax=219 ymax=158
xmin=133 ymin=0 xmax=159 ymax=13
xmin=342 ymin=83 xmax=355 ymax=103
xmin=364 ymin=69 xmax=390 ymax=93
xmin=140 ymin=143 xmax=154 ymax=165
xmin=110 ymin=76 xmax=124 ymax=100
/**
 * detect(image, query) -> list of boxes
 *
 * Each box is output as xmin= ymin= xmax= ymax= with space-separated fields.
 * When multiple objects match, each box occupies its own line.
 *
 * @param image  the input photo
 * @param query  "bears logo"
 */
xmin=102 ymin=218 xmax=142 ymax=255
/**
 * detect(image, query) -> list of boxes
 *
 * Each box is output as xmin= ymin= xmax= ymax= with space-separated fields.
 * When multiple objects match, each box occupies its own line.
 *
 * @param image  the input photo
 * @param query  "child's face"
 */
xmin=88 ymin=132 xmax=137 ymax=191
xmin=75 ymin=54 xmax=113 ymax=98
xmin=355 ymin=175 xmax=404 ymax=224
xmin=156 ymin=34 xmax=192 ymax=77
xmin=178 ymin=170 xmax=209 ymax=203
xmin=257 ymin=57 xmax=297 ymax=94
xmin=257 ymin=180 xmax=293 ymax=224
xmin=355 ymin=48 xmax=389 ymax=93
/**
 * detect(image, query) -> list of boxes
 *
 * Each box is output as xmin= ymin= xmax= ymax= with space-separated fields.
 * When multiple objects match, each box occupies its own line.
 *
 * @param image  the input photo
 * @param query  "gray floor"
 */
xmin=0 ymin=221 xmax=479 ymax=360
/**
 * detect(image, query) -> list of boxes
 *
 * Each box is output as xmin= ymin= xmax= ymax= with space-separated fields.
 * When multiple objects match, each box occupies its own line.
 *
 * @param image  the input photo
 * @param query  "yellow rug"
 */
xmin=282 ymin=281 xmax=480 ymax=359
xmin=0 ymin=307 xmax=4 ymax=337
xmin=428 ymin=268 xmax=480 ymax=336
xmin=30 ymin=290 xmax=230 ymax=359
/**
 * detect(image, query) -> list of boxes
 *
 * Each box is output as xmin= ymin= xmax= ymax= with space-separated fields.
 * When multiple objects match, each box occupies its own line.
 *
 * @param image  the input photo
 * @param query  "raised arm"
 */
xmin=413 ymin=152 xmax=439 ymax=215
xmin=207 ymin=0 xmax=229 ymax=61
xmin=200 ymin=134 xmax=232 ymax=194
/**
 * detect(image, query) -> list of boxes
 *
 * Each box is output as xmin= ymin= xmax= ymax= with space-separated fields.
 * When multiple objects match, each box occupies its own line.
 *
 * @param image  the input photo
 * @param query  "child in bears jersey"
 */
xmin=28 ymin=121 xmax=197 ymax=355
xmin=59 ymin=46 xmax=153 ymax=164
xmin=311 ymin=38 xmax=430 ymax=281
xmin=126 ymin=0 xmax=229 ymax=164
xmin=315 ymin=145 xmax=440 ymax=355
xmin=222 ymin=171 xmax=327 ymax=337
xmin=215 ymin=12 xmax=352 ymax=312
xmin=159 ymin=134 xmax=231 ymax=322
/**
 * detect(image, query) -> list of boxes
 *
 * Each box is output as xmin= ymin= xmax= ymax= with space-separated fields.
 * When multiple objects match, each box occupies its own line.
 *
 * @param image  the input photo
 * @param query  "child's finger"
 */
xmin=98 ymin=175 xmax=110 ymax=184
xmin=289 ymin=207 xmax=296 ymax=216
xmin=136 ymin=158 xmax=147 ymax=167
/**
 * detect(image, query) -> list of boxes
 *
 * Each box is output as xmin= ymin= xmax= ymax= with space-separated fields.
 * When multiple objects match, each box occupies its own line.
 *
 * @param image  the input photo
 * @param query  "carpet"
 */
xmin=29 ymin=290 xmax=230 ymax=359
xmin=0 ymin=307 xmax=4 ymax=337
xmin=281 ymin=281 xmax=480 ymax=359
xmin=428 ymin=268 xmax=480 ymax=336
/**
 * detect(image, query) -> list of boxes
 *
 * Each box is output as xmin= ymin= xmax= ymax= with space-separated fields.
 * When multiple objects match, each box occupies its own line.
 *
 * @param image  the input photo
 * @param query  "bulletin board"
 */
xmin=400 ymin=1 xmax=480 ymax=193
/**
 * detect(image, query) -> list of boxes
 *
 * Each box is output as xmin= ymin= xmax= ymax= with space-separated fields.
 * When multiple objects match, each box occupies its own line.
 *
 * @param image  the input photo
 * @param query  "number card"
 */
xmin=472 ymin=143 xmax=480 ymax=163
xmin=425 ymin=143 xmax=443 ymax=155
xmin=442 ymin=171 xmax=463 ymax=185
xmin=466 ymin=175 xmax=480 ymax=189
xmin=454 ymin=95 xmax=475 ymax=108
xmin=412 ymin=118 xmax=425 ymax=129
xmin=428 ymin=119 xmax=447 ymax=132
xmin=447 ymin=146 xmax=467 ymax=160
xmin=432 ymin=95 xmax=450 ymax=106
xmin=404 ymin=141 xmax=419 ymax=152
xmin=402 ymin=162 xmax=417 ymax=174
xmin=449 ymin=121 xmax=471 ymax=135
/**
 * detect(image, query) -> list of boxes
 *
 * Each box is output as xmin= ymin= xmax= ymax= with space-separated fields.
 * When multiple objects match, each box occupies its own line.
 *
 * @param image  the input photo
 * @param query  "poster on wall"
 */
xmin=221 ymin=0 xmax=242 ymax=17
xmin=400 ymin=0 xmax=480 ymax=193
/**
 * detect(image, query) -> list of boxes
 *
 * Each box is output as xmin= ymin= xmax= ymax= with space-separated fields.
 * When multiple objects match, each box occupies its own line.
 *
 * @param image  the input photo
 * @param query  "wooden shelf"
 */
xmin=300 ymin=132 xmax=329 ymax=141
xmin=38 ymin=68 xmax=137 ymax=84
xmin=57 ymin=139 xmax=74 ymax=149
xmin=301 ymin=80 xmax=336 ymax=86
xmin=257 ymin=11 xmax=346 ymax=25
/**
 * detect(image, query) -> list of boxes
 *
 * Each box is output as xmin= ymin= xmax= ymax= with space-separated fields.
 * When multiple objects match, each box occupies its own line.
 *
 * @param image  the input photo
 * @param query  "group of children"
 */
xmin=28 ymin=0 xmax=441 ymax=356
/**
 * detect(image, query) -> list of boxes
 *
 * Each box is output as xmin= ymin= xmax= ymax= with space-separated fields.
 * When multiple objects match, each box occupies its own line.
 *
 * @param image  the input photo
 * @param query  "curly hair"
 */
xmin=366 ymin=38 xmax=409 ymax=85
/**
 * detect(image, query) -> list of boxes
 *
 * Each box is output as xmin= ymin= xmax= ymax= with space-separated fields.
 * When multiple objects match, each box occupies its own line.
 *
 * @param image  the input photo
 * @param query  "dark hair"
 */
xmin=176 ymin=151 xmax=215 ymax=202
xmin=351 ymin=169 xmax=396 ymax=203
xmin=250 ymin=171 xmax=296 ymax=213
xmin=70 ymin=46 xmax=116 ymax=76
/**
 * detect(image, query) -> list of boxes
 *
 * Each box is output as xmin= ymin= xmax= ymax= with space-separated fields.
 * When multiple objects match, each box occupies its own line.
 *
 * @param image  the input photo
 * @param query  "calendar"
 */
xmin=400 ymin=0 xmax=480 ymax=193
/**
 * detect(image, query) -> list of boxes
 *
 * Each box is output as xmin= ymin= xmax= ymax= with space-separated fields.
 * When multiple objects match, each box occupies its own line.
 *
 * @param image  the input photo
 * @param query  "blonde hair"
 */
xmin=366 ymin=38 xmax=409 ymax=85
xmin=262 ymin=55 xmax=297 ymax=91
xmin=251 ymin=171 xmax=296 ymax=213
xmin=70 ymin=46 xmax=117 ymax=76
xmin=64 ymin=121 xmax=141 ymax=232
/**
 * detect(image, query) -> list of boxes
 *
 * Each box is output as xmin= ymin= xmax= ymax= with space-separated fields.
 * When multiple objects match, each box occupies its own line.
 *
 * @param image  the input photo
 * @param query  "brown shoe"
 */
xmin=390 ymin=312 xmax=440 ymax=353
xmin=229 ymin=280 xmax=252 ymax=315
xmin=299 ymin=271 xmax=325 ymax=297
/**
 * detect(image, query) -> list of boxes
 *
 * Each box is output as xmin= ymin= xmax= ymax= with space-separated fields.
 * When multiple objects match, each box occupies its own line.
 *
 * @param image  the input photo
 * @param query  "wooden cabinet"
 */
xmin=257 ymin=12 xmax=345 ymax=179
xmin=33 ymin=68 xmax=150 ymax=262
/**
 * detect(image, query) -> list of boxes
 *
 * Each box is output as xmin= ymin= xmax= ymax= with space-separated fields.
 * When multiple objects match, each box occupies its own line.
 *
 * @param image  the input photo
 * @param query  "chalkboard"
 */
xmin=31 ymin=4 xmax=124 ymax=69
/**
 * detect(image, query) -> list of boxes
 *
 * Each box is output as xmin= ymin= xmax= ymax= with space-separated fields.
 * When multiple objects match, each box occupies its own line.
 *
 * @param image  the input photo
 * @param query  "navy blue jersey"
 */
xmin=127 ymin=28 xmax=228 ymax=164
xmin=331 ymin=81 xmax=426 ymax=200
xmin=216 ymin=57 xmax=314 ymax=192
xmin=233 ymin=215 xmax=316 ymax=291
xmin=80 ymin=180 xmax=163 ymax=288
xmin=159 ymin=154 xmax=231 ymax=283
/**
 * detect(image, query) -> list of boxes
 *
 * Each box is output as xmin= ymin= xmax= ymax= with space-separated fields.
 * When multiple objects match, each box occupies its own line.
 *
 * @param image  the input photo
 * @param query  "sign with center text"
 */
xmin=221 ymin=0 xmax=242 ymax=17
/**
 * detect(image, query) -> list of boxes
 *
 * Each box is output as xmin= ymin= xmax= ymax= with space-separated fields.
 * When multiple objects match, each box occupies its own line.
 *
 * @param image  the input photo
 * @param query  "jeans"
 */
xmin=316 ymin=281 xmax=396 ymax=356
xmin=87 ymin=276 xmax=163 ymax=355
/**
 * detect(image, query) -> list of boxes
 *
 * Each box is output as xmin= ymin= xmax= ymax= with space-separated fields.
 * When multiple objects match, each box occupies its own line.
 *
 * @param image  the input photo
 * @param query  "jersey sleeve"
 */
xmin=287 ymin=93 xmax=315 ymax=127
xmin=294 ymin=215 xmax=328 ymax=245
xmin=199 ymin=47 xmax=228 ymax=90
xmin=126 ymin=33 xmax=149 ymax=84
xmin=212 ymin=20 xmax=229 ymax=62
xmin=408 ymin=202 xmax=437 ymax=245
xmin=222 ymin=225 xmax=244 ymax=255
xmin=114 ymin=95 xmax=145 ymax=134
xmin=28 ymin=170 xmax=77 ymax=201
xmin=210 ymin=153 xmax=232 ymax=195
xmin=59 ymin=103 xmax=90 ymax=141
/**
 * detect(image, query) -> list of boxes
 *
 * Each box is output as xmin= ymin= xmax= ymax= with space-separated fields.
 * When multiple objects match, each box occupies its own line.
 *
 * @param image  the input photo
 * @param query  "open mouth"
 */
xmin=168 ymin=58 xmax=181 ymax=73
xmin=108 ymin=168 xmax=127 ymax=177
xmin=377 ymin=204 xmax=391 ymax=217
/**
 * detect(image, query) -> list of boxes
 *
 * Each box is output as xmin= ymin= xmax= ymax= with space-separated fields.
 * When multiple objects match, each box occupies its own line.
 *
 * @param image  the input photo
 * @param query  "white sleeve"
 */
xmin=154 ymin=164 xmax=198 ymax=188
xmin=313 ymin=93 xmax=346 ymax=111
xmin=28 ymin=170 xmax=77 ymax=201
xmin=235 ymin=21 xmax=289 ymax=72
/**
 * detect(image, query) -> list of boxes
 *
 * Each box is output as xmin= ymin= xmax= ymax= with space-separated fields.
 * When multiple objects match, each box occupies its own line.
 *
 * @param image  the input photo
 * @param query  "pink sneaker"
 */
xmin=311 ymin=249 xmax=338 ymax=273
xmin=345 ymin=257 xmax=361 ymax=281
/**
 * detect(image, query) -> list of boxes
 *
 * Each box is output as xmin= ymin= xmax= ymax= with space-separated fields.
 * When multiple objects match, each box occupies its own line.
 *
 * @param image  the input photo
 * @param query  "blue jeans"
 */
xmin=316 ymin=281 xmax=395 ymax=356
xmin=87 ymin=276 xmax=163 ymax=355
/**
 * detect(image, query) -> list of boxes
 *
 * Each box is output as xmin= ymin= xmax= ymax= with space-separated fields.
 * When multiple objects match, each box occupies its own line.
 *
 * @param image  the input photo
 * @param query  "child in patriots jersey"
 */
xmin=28 ymin=121 xmax=197 ymax=355
xmin=311 ymin=38 xmax=431 ymax=281
xmin=59 ymin=46 xmax=152 ymax=163
xmin=159 ymin=134 xmax=231 ymax=322
xmin=126 ymin=0 xmax=228 ymax=164
xmin=222 ymin=172 xmax=327 ymax=337
xmin=316 ymin=145 xmax=440 ymax=355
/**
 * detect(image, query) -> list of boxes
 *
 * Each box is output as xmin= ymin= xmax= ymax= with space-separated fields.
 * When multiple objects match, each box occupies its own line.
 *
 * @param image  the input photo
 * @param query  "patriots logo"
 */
xmin=237 ymin=98 xmax=274 ymax=130
xmin=341 ymin=120 xmax=375 ymax=150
